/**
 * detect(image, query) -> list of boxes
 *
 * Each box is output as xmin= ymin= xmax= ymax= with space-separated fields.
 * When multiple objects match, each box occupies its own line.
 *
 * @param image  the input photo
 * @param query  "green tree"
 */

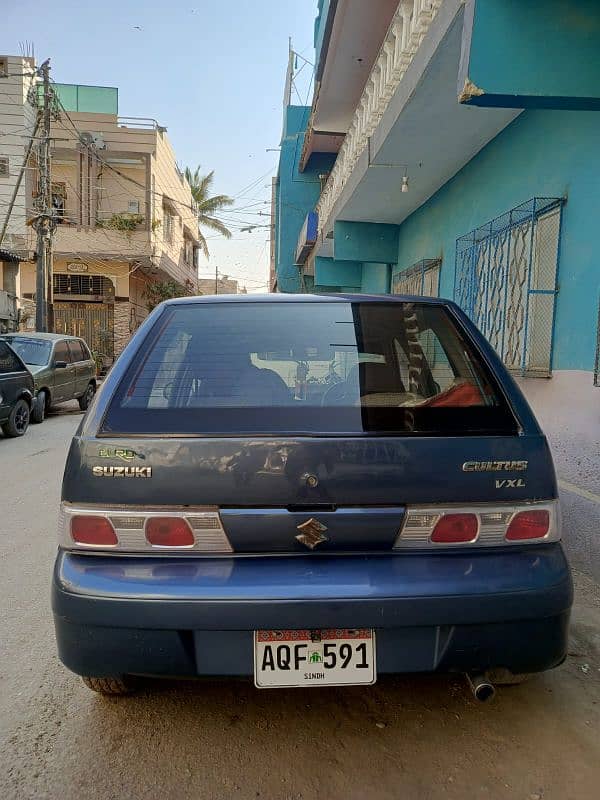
xmin=144 ymin=280 xmax=188 ymax=312
xmin=185 ymin=165 xmax=234 ymax=259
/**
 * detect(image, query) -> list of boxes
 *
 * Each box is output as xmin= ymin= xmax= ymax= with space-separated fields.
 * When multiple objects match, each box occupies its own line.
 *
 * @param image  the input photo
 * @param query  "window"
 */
xmin=455 ymin=197 xmax=563 ymax=377
xmin=101 ymin=301 xmax=517 ymax=437
xmin=54 ymin=341 xmax=71 ymax=364
xmin=2 ymin=337 xmax=51 ymax=366
xmin=184 ymin=238 xmax=194 ymax=265
xmin=392 ymin=259 xmax=440 ymax=297
xmin=0 ymin=342 xmax=23 ymax=373
xmin=0 ymin=157 xmax=9 ymax=179
xmin=67 ymin=340 xmax=86 ymax=362
xmin=163 ymin=208 xmax=173 ymax=243
xmin=80 ymin=340 xmax=92 ymax=361
xmin=53 ymin=274 xmax=112 ymax=297
xmin=0 ymin=59 xmax=7 ymax=78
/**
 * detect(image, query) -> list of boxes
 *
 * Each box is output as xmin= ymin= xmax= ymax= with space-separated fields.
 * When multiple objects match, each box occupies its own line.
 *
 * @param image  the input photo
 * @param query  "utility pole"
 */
xmin=34 ymin=59 xmax=55 ymax=332
xmin=215 ymin=264 xmax=218 ymax=294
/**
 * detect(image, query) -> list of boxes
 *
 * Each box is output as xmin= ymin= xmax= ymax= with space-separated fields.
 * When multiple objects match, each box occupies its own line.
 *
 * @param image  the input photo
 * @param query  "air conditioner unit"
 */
xmin=79 ymin=132 xmax=107 ymax=150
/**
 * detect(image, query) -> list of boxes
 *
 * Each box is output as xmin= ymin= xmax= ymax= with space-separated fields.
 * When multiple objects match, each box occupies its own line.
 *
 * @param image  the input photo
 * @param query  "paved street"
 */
xmin=1 ymin=410 xmax=599 ymax=800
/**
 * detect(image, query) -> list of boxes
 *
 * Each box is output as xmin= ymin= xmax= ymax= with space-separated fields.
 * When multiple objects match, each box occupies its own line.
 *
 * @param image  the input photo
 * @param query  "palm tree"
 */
xmin=185 ymin=165 xmax=234 ymax=259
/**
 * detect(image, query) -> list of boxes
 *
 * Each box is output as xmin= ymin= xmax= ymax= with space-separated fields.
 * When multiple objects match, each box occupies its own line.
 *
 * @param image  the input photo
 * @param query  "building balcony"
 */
xmin=316 ymin=0 xmax=443 ymax=235
xmin=53 ymin=219 xmax=152 ymax=262
xmin=312 ymin=0 xmax=520 ymax=257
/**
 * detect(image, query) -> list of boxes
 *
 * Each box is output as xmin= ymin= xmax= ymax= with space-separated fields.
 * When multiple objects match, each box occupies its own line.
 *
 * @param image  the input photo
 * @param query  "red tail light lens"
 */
xmin=145 ymin=517 xmax=194 ymax=547
xmin=431 ymin=513 xmax=478 ymax=543
xmin=506 ymin=509 xmax=550 ymax=541
xmin=71 ymin=515 xmax=118 ymax=546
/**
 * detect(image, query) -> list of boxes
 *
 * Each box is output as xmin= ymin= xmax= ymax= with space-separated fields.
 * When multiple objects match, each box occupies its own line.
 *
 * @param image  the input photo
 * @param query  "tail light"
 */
xmin=395 ymin=500 xmax=559 ymax=549
xmin=59 ymin=504 xmax=233 ymax=554
xmin=431 ymin=513 xmax=478 ymax=543
xmin=146 ymin=517 xmax=194 ymax=548
xmin=71 ymin=515 xmax=118 ymax=547
xmin=506 ymin=509 xmax=550 ymax=541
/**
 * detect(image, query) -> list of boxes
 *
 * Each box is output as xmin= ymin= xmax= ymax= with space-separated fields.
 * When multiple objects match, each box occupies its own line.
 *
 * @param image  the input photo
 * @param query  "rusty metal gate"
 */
xmin=54 ymin=302 xmax=114 ymax=358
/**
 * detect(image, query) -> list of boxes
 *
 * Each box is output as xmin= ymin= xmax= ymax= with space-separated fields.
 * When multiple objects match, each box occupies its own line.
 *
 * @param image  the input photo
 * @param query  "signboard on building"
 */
xmin=67 ymin=262 xmax=89 ymax=273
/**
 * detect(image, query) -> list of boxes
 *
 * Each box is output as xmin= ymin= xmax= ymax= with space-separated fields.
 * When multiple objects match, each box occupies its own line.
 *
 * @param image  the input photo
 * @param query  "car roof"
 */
xmin=1 ymin=332 xmax=82 ymax=341
xmin=160 ymin=292 xmax=451 ymax=306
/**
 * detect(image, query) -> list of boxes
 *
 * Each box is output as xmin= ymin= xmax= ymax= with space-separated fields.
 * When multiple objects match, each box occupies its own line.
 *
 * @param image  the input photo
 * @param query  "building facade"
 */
xmin=0 ymin=248 xmax=20 ymax=332
xmin=197 ymin=276 xmax=247 ymax=295
xmin=0 ymin=62 xmax=199 ymax=359
xmin=273 ymin=0 xmax=600 ymax=578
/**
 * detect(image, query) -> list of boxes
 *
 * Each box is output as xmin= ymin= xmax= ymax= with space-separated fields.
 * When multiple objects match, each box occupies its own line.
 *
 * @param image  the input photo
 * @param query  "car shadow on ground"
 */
xmin=70 ymin=660 xmax=600 ymax=799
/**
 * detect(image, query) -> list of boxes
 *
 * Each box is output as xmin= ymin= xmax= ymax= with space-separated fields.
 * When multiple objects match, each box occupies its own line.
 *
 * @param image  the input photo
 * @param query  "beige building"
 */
xmin=4 ymin=73 xmax=199 ymax=358
xmin=0 ymin=55 xmax=37 ymax=259
xmin=197 ymin=275 xmax=247 ymax=295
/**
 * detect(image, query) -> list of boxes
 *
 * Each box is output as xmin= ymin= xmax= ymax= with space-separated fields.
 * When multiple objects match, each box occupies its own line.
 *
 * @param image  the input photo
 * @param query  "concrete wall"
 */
xmin=394 ymin=108 xmax=600 ymax=373
xmin=462 ymin=0 xmax=600 ymax=108
xmin=151 ymin=129 xmax=198 ymax=287
xmin=0 ymin=56 xmax=37 ymax=253
xmin=313 ymin=0 xmax=332 ymax=69
xmin=274 ymin=105 xmax=336 ymax=292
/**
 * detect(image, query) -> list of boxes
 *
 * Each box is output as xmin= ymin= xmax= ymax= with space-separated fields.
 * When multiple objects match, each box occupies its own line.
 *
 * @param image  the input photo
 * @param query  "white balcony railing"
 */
xmin=316 ymin=0 xmax=442 ymax=234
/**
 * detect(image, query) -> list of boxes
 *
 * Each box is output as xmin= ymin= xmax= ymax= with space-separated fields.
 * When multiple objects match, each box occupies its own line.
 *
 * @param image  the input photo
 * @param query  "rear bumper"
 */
xmin=52 ymin=545 xmax=573 ymax=679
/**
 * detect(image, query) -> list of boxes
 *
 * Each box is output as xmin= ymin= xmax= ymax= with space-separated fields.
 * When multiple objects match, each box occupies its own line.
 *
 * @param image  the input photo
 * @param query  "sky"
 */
xmin=2 ymin=0 xmax=316 ymax=292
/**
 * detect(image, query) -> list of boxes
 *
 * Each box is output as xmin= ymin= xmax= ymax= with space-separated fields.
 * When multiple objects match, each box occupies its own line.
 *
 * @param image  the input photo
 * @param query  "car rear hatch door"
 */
xmin=65 ymin=297 xmax=555 ymax=554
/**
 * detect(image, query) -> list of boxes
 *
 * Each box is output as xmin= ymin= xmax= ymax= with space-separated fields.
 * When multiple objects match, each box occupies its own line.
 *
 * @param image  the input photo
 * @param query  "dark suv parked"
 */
xmin=0 ymin=340 xmax=34 ymax=437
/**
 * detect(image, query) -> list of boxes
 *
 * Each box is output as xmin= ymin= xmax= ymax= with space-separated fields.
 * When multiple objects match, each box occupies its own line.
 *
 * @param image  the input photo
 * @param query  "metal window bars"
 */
xmin=454 ymin=197 xmax=564 ymax=378
xmin=391 ymin=258 xmax=441 ymax=297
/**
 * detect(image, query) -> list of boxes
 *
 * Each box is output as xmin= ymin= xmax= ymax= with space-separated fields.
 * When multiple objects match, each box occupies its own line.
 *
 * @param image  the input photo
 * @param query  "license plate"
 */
xmin=254 ymin=629 xmax=376 ymax=688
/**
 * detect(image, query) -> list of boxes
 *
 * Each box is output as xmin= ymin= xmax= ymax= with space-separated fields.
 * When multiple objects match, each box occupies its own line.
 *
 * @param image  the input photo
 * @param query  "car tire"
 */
xmin=78 ymin=382 xmax=96 ymax=412
xmin=31 ymin=390 xmax=47 ymax=424
xmin=1 ymin=398 xmax=30 ymax=438
xmin=81 ymin=676 xmax=137 ymax=696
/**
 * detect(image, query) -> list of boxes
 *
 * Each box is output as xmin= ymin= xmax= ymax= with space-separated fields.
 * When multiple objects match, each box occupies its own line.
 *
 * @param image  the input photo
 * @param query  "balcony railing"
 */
xmin=316 ymin=0 xmax=442 ymax=233
xmin=117 ymin=116 xmax=166 ymax=132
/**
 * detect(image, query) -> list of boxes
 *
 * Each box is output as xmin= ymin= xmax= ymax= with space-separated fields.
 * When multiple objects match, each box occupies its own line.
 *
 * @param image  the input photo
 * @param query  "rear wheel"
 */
xmin=1 ymin=398 xmax=30 ymax=437
xmin=31 ymin=390 xmax=47 ymax=424
xmin=78 ymin=382 xmax=96 ymax=412
xmin=81 ymin=676 xmax=137 ymax=696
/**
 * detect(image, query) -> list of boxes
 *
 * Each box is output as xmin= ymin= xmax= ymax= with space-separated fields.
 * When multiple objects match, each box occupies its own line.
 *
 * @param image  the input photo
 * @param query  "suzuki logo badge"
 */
xmin=296 ymin=518 xmax=329 ymax=550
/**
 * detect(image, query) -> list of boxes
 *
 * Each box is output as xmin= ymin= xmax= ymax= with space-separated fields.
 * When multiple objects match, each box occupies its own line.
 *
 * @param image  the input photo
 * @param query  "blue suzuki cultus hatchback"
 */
xmin=52 ymin=295 xmax=572 ymax=699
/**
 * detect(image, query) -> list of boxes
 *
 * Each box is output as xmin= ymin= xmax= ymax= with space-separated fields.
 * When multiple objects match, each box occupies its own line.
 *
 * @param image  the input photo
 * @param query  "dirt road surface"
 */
xmin=1 ymin=407 xmax=599 ymax=800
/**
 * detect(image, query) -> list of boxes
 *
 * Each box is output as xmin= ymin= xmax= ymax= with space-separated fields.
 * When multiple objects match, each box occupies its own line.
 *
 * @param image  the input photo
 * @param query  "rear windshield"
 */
xmin=101 ymin=301 xmax=517 ymax=436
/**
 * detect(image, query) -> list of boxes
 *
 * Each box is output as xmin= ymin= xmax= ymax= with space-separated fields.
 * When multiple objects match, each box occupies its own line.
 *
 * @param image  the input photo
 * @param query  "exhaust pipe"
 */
xmin=466 ymin=673 xmax=496 ymax=703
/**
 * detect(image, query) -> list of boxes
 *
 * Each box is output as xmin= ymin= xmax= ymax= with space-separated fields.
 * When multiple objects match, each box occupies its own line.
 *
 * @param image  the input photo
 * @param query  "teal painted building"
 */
xmin=273 ymin=0 xmax=600 ymax=578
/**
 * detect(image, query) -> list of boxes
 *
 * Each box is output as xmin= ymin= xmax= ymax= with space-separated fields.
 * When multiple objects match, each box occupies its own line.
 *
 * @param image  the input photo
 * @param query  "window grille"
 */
xmin=0 ymin=157 xmax=9 ymax=178
xmin=455 ymin=197 xmax=563 ymax=377
xmin=391 ymin=259 xmax=440 ymax=297
xmin=53 ymin=274 xmax=113 ymax=297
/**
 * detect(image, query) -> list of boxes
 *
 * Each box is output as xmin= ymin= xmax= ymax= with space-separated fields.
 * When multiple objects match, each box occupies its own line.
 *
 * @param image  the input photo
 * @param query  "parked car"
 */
xmin=0 ymin=339 xmax=34 ymax=437
xmin=1 ymin=333 xmax=97 ymax=422
xmin=52 ymin=294 xmax=572 ymax=698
